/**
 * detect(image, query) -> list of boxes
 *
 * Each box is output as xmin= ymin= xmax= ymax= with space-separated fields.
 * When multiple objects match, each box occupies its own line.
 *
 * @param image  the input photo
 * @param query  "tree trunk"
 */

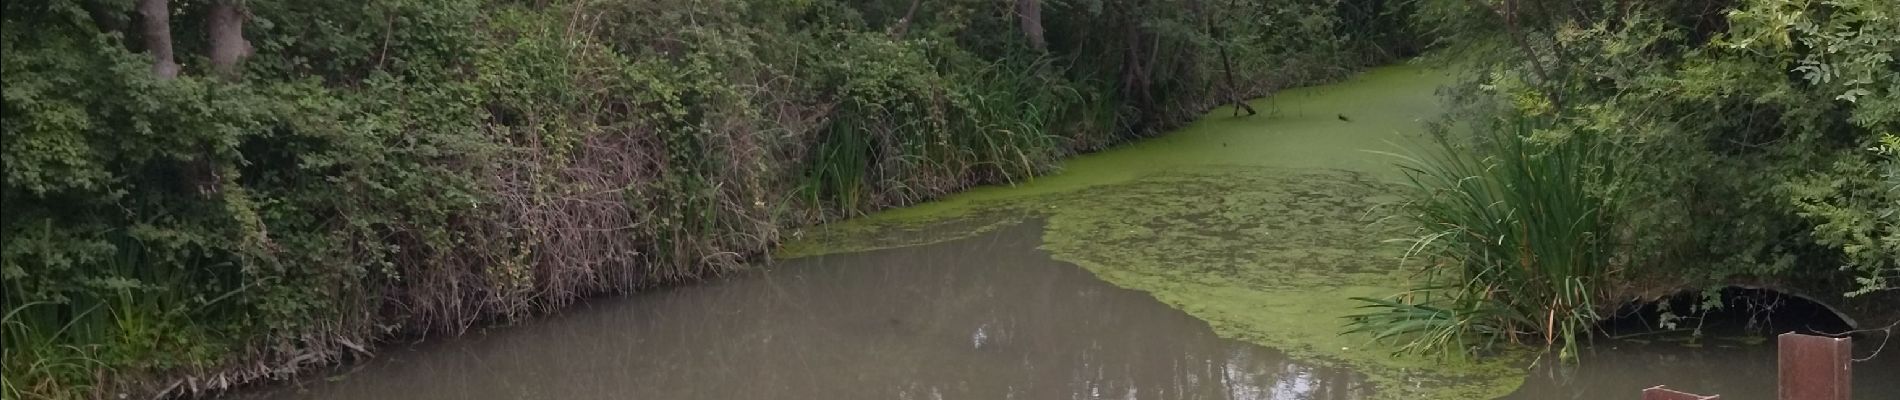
xmin=1218 ymin=42 xmax=1256 ymax=117
xmin=1494 ymin=0 xmax=1562 ymax=110
xmin=1122 ymin=15 xmax=1151 ymax=113
xmin=207 ymin=0 xmax=252 ymax=80
xmin=1205 ymin=0 xmax=1256 ymax=116
xmin=887 ymin=0 xmax=922 ymax=38
xmin=138 ymin=0 xmax=178 ymax=79
xmin=1017 ymin=0 xmax=1045 ymax=51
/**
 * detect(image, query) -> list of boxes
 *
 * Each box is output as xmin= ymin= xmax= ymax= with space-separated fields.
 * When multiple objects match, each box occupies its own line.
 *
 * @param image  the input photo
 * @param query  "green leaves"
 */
xmin=1789 ymin=135 xmax=1900 ymax=297
xmin=1728 ymin=0 xmax=1896 ymax=103
xmin=1727 ymin=0 xmax=1900 ymax=296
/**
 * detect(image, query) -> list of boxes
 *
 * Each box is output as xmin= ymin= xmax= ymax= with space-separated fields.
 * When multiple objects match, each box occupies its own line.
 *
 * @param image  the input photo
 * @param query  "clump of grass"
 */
xmin=1349 ymin=118 xmax=1626 ymax=360
xmin=3 ymin=235 xmax=242 ymax=399
xmin=3 ymin=302 xmax=106 ymax=400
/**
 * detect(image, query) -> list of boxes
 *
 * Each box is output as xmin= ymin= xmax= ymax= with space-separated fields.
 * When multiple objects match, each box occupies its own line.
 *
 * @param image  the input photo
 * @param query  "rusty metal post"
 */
xmin=1778 ymin=333 xmax=1852 ymax=400
xmin=1643 ymin=385 xmax=1720 ymax=400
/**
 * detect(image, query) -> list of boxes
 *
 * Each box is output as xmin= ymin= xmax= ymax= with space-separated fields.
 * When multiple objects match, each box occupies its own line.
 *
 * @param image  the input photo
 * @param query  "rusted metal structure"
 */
xmin=1778 ymin=333 xmax=1853 ymax=400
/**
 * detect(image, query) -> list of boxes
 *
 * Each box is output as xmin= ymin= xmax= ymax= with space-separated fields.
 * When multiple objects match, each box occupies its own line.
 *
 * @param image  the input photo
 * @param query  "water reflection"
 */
xmin=237 ymin=222 xmax=1369 ymax=400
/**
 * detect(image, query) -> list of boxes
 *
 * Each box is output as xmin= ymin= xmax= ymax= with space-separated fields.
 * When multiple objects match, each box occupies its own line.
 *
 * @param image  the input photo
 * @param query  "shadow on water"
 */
xmin=1507 ymin=288 xmax=1900 ymax=400
xmin=233 ymin=221 xmax=1371 ymax=400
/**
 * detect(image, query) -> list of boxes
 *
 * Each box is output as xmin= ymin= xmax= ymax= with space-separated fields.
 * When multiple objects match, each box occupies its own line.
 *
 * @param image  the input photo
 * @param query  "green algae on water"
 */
xmin=780 ymin=63 xmax=1455 ymax=230
xmin=1035 ymin=170 xmax=1527 ymax=399
xmin=776 ymin=65 xmax=1527 ymax=399
xmin=775 ymin=209 xmax=1031 ymax=259
xmin=777 ymin=64 xmax=1452 ymax=258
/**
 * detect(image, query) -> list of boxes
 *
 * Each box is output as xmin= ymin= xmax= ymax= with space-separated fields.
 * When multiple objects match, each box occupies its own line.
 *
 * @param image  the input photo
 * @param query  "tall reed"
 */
xmin=1349 ymin=119 xmax=1626 ymax=359
xmin=3 ymin=302 xmax=105 ymax=399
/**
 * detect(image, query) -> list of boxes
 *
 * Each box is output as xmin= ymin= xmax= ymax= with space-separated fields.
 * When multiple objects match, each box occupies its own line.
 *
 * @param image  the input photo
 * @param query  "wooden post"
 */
xmin=1778 ymin=333 xmax=1852 ymax=400
xmin=1643 ymin=385 xmax=1720 ymax=400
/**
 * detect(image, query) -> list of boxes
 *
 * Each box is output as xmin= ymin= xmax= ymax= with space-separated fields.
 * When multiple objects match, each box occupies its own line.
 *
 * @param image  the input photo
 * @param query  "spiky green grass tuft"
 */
xmin=1351 ymin=118 xmax=1626 ymax=360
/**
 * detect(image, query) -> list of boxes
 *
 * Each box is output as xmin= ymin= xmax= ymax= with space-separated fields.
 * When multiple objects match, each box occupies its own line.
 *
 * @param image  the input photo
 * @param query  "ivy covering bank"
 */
xmin=1 ymin=0 xmax=1410 ymax=397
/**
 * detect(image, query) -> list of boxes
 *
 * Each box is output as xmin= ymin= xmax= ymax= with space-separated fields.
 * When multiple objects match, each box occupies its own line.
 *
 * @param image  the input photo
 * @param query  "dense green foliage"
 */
xmin=1357 ymin=0 xmax=1898 ymax=355
xmin=1 ymin=0 xmax=1406 ymax=397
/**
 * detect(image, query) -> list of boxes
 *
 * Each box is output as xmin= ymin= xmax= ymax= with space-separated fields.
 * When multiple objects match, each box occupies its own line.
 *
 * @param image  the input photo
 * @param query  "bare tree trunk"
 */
xmin=1493 ymin=0 xmax=1563 ymax=110
xmin=1220 ymin=0 xmax=1256 ymax=116
xmin=1200 ymin=0 xmax=1256 ymax=116
xmin=1218 ymin=42 xmax=1255 ymax=117
xmin=1123 ymin=16 xmax=1151 ymax=112
xmin=1017 ymin=0 xmax=1045 ymax=51
xmin=207 ymin=0 xmax=252 ymax=80
xmin=887 ymin=0 xmax=922 ymax=38
xmin=138 ymin=0 xmax=179 ymax=79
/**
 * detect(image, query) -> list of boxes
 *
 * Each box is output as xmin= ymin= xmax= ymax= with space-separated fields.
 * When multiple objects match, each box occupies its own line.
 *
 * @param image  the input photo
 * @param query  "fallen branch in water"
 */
xmin=1817 ymin=319 xmax=1898 ymax=362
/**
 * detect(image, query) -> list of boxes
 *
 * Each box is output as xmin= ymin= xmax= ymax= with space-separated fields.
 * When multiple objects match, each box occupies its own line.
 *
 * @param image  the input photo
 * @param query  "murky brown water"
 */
xmin=1506 ymin=292 xmax=1900 ymax=400
xmin=238 ymin=222 xmax=1371 ymax=400
xmin=233 ymin=219 xmax=1900 ymax=400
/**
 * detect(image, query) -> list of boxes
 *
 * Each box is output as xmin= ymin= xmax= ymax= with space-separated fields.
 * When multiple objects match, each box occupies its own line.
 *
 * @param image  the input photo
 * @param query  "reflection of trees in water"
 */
xmin=257 ymin=222 xmax=1371 ymax=400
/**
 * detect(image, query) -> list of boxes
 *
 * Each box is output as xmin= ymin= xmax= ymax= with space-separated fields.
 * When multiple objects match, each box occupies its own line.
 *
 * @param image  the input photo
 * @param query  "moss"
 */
xmin=779 ymin=65 xmax=1528 ymax=399
xmin=775 ymin=210 xmax=1031 ymax=259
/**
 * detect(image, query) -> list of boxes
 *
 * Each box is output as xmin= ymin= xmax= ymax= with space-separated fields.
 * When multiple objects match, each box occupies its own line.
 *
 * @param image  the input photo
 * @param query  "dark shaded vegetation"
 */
xmin=1598 ymin=287 xmax=1859 ymax=340
xmin=1352 ymin=0 xmax=1897 ymax=358
xmin=0 ymin=0 xmax=1412 ymax=397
